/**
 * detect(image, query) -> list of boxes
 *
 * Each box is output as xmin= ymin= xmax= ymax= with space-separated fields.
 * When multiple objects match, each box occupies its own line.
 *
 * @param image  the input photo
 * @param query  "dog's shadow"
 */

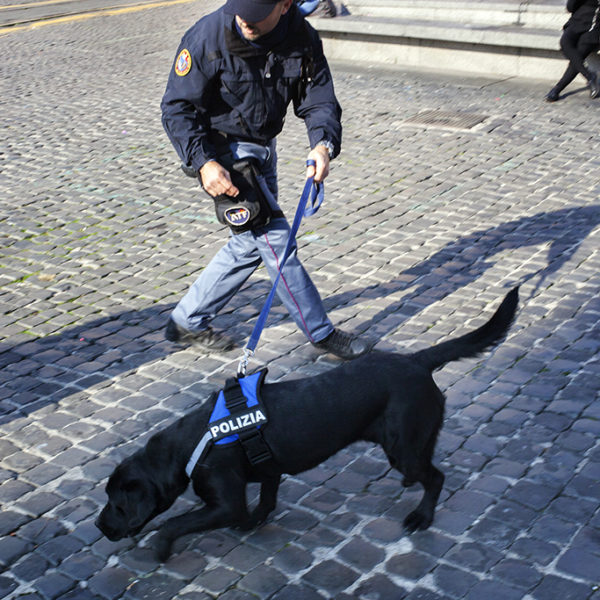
xmin=1 ymin=204 xmax=598 ymax=426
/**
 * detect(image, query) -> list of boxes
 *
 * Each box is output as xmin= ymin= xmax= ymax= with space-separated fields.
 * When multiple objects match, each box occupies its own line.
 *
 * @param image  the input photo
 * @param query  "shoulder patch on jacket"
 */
xmin=175 ymin=49 xmax=192 ymax=76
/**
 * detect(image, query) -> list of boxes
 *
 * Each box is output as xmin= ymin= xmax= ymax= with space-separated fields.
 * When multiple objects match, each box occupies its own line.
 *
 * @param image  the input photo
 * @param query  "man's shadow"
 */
xmin=1 ymin=204 xmax=598 ymax=424
xmin=320 ymin=204 xmax=599 ymax=334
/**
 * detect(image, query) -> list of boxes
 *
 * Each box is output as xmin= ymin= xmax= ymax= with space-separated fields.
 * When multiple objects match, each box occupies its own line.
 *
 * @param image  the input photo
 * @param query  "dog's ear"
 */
xmin=121 ymin=478 xmax=158 ymax=532
xmin=122 ymin=478 xmax=143 ymax=493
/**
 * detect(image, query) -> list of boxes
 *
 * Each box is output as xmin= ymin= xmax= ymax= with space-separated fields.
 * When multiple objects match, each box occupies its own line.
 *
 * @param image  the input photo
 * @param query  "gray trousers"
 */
xmin=171 ymin=140 xmax=334 ymax=344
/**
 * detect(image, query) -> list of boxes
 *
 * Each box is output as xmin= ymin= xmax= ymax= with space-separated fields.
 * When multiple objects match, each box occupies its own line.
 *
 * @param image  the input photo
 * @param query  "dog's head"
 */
xmin=95 ymin=455 xmax=163 ymax=541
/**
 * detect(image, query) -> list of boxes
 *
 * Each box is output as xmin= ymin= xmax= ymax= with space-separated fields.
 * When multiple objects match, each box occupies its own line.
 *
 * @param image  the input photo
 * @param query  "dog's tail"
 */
xmin=414 ymin=287 xmax=519 ymax=372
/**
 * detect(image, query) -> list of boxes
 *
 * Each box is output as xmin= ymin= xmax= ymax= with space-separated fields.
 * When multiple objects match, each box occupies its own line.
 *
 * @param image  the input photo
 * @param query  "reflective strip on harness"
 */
xmin=185 ymin=369 xmax=270 ymax=478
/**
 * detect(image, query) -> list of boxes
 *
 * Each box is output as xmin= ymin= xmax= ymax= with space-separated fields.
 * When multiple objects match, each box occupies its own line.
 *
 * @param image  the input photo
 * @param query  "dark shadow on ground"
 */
xmin=1 ymin=204 xmax=598 ymax=423
xmin=560 ymin=85 xmax=593 ymax=101
xmin=320 ymin=204 xmax=600 ymax=332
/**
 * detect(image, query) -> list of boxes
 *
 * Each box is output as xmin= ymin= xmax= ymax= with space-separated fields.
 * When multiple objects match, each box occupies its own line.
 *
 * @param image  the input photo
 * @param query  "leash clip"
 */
xmin=237 ymin=347 xmax=254 ymax=377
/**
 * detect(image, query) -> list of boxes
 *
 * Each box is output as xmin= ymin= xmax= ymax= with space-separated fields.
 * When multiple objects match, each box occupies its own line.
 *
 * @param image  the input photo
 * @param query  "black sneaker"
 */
xmin=589 ymin=73 xmax=600 ymax=99
xmin=165 ymin=318 xmax=236 ymax=351
xmin=312 ymin=328 xmax=370 ymax=360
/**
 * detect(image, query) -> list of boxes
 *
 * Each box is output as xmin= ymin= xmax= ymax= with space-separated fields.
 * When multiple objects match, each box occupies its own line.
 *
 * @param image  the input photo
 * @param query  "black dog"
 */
xmin=97 ymin=288 xmax=518 ymax=561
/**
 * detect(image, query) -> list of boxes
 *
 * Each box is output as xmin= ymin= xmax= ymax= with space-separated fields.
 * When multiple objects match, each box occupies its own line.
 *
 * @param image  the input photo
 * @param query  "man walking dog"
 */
xmin=161 ymin=0 xmax=369 ymax=359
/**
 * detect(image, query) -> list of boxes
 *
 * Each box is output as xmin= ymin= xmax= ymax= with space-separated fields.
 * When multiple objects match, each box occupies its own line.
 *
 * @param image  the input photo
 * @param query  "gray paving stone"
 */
xmin=58 ymin=553 xmax=105 ymax=581
xmin=556 ymin=548 xmax=600 ymax=581
xmin=444 ymin=541 xmax=504 ymax=572
xmin=465 ymin=579 xmax=524 ymax=600
xmin=362 ymin=517 xmax=405 ymax=544
xmin=221 ymin=544 xmax=270 ymax=573
xmin=0 ymin=535 xmax=33 ymax=567
xmin=275 ymin=509 xmax=320 ymax=533
xmin=3 ymin=451 xmax=43 ymax=472
xmin=530 ymin=574 xmax=595 ymax=600
xmin=188 ymin=531 xmax=241 ymax=559
xmin=301 ymin=559 xmax=360 ymax=595
xmin=123 ymin=573 xmax=186 ymax=600
xmin=11 ymin=554 xmax=50 ymax=583
xmin=191 ymin=567 xmax=241 ymax=596
xmin=237 ymin=565 xmax=288 ymax=597
xmin=0 ymin=511 xmax=31 ymax=536
xmin=432 ymin=564 xmax=479 ymax=597
xmin=296 ymin=525 xmax=345 ymax=549
xmin=33 ymin=572 xmax=76 ymax=600
xmin=270 ymin=584 xmax=324 ymax=600
xmin=490 ymin=558 xmax=543 ymax=591
xmin=338 ymin=537 xmax=386 ymax=571
xmin=348 ymin=491 xmax=397 ymax=516
xmin=21 ymin=463 xmax=67 ymax=486
xmin=405 ymin=589 xmax=451 ymax=600
xmin=70 ymin=520 xmax=103 ymax=546
xmin=0 ymin=576 xmax=18 ymax=599
xmin=35 ymin=535 xmax=86 ymax=567
xmin=272 ymin=545 xmax=315 ymax=577
xmin=87 ymin=567 xmax=137 ymax=600
xmin=56 ymin=588 xmax=101 ymax=600
xmin=355 ymin=573 xmax=409 ymax=599
xmin=17 ymin=491 xmax=64 ymax=517
xmin=386 ymin=550 xmax=437 ymax=580
xmin=509 ymin=536 xmax=561 ymax=566
xmin=176 ymin=593 xmax=212 ymax=600
xmin=0 ymin=478 xmax=35 ymax=502
xmin=467 ymin=516 xmax=521 ymax=550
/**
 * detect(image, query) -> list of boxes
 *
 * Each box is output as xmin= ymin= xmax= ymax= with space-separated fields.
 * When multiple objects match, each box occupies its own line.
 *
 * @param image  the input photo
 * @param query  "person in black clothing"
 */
xmin=546 ymin=0 xmax=600 ymax=101
xmin=160 ymin=0 xmax=369 ymax=359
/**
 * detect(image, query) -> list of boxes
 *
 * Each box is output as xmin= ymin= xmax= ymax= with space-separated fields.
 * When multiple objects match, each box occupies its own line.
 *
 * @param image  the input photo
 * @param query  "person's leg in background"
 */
xmin=546 ymin=29 xmax=600 ymax=101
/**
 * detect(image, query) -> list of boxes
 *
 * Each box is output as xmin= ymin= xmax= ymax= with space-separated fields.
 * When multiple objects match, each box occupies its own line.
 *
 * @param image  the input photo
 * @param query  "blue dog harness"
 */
xmin=186 ymin=369 xmax=271 ymax=477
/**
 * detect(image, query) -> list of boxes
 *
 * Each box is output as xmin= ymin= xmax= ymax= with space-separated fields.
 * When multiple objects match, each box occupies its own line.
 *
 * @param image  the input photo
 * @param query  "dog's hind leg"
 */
xmin=241 ymin=475 xmax=281 ymax=530
xmin=383 ymin=421 xmax=444 ymax=533
xmin=403 ymin=463 xmax=444 ymax=532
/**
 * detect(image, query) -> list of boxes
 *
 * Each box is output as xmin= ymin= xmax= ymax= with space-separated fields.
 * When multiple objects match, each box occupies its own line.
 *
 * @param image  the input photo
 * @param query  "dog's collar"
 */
xmin=185 ymin=369 xmax=271 ymax=478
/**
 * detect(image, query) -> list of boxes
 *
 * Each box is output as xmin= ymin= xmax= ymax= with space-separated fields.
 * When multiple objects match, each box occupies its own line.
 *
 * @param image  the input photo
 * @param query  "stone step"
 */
xmin=340 ymin=0 xmax=566 ymax=29
xmin=308 ymin=0 xmax=592 ymax=80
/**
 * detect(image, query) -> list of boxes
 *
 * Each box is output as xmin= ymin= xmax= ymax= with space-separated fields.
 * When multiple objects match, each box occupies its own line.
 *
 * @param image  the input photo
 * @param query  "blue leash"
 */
xmin=238 ymin=159 xmax=324 ymax=376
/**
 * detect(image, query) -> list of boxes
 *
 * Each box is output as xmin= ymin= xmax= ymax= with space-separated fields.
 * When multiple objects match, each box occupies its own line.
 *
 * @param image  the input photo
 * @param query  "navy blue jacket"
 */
xmin=161 ymin=5 xmax=342 ymax=172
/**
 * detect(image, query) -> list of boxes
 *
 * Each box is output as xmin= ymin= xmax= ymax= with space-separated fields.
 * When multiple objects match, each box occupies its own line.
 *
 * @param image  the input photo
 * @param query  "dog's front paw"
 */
xmin=154 ymin=533 xmax=173 ymax=562
xmin=237 ymin=504 xmax=273 ymax=531
xmin=403 ymin=510 xmax=433 ymax=533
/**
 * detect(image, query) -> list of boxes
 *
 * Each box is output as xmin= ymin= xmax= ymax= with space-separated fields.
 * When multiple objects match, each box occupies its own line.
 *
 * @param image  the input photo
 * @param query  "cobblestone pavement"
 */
xmin=1 ymin=2 xmax=600 ymax=599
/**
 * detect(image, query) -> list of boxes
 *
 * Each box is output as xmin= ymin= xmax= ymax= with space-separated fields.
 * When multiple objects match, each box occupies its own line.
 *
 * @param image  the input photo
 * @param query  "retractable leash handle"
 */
xmin=237 ymin=160 xmax=324 ymax=376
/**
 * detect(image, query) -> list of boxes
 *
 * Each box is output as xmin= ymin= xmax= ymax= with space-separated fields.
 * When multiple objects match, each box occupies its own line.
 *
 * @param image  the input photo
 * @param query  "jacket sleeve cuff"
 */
xmin=190 ymin=139 xmax=218 ymax=172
